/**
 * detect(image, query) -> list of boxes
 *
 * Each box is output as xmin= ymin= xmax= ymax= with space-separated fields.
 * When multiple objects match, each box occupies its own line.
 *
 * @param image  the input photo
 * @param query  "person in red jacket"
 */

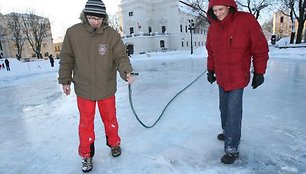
xmin=206 ymin=0 xmax=269 ymax=164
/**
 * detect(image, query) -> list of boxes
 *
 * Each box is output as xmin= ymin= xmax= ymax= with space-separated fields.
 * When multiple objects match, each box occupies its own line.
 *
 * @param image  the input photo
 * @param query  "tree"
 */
xmin=304 ymin=0 xmax=306 ymax=42
xmin=0 ymin=14 xmax=6 ymax=52
xmin=236 ymin=0 xmax=272 ymax=19
xmin=180 ymin=0 xmax=210 ymax=29
xmin=21 ymin=12 xmax=51 ymax=58
xmin=185 ymin=0 xmax=273 ymax=26
xmin=279 ymin=0 xmax=306 ymax=44
xmin=7 ymin=13 xmax=26 ymax=59
xmin=295 ymin=0 xmax=306 ymax=43
xmin=108 ymin=15 xmax=121 ymax=32
xmin=279 ymin=0 xmax=297 ymax=43
xmin=262 ymin=17 xmax=273 ymax=33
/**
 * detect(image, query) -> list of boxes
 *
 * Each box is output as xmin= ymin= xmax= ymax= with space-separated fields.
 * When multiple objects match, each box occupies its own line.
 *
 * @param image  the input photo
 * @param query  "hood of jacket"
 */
xmin=79 ymin=10 xmax=109 ymax=35
xmin=207 ymin=0 xmax=237 ymax=22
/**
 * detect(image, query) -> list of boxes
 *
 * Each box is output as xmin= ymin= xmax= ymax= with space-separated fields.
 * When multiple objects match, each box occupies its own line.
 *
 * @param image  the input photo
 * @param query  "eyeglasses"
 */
xmin=86 ymin=16 xmax=103 ymax=21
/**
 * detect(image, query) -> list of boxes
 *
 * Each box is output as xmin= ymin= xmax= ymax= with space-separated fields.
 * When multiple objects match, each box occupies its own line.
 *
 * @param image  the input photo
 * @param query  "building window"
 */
xmin=161 ymin=26 xmax=166 ymax=33
xmin=55 ymin=46 xmax=61 ymax=52
xmin=129 ymin=11 xmax=133 ymax=16
xmin=185 ymin=26 xmax=187 ymax=33
xmin=280 ymin=16 xmax=284 ymax=23
xmin=186 ymin=41 xmax=188 ymax=47
xmin=195 ymin=42 xmax=196 ymax=46
xmin=180 ymin=25 xmax=183 ymax=32
xmin=160 ymin=40 xmax=165 ymax=48
xmin=148 ymin=27 xmax=152 ymax=33
xmin=181 ymin=41 xmax=184 ymax=47
xmin=130 ymin=27 xmax=134 ymax=35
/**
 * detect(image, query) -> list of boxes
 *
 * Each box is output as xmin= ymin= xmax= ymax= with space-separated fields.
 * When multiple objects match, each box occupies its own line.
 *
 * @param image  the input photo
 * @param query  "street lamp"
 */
xmin=188 ymin=19 xmax=195 ymax=54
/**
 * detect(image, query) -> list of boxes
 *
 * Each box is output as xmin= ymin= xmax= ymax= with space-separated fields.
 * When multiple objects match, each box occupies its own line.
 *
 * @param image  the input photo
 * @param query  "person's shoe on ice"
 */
xmin=81 ymin=157 xmax=93 ymax=172
xmin=221 ymin=152 xmax=239 ymax=164
xmin=217 ymin=133 xmax=225 ymax=141
xmin=111 ymin=146 xmax=121 ymax=157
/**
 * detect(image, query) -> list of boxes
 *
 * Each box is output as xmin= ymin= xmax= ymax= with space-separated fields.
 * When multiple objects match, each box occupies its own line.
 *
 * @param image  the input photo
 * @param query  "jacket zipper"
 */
xmin=229 ymin=35 xmax=233 ymax=88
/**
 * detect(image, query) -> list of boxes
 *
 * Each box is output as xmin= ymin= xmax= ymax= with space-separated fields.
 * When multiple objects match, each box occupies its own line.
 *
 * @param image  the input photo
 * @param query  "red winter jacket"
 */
xmin=206 ymin=0 xmax=269 ymax=91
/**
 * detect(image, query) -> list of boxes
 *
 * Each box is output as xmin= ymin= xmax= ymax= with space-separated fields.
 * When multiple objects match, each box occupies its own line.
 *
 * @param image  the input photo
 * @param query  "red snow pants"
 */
xmin=77 ymin=95 xmax=121 ymax=158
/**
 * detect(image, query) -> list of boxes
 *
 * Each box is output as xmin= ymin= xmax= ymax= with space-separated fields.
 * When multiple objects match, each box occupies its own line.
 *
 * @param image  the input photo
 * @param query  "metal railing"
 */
xmin=122 ymin=32 xmax=170 ymax=39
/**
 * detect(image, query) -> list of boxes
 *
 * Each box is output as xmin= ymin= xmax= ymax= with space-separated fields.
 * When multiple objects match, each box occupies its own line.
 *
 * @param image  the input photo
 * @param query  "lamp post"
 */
xmin=188 ymin=19 xmax=195 ymax=54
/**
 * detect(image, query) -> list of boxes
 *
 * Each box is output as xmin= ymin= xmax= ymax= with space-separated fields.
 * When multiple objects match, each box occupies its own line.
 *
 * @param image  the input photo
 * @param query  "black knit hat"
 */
xmin=84 ymin=0 xmax=106 ymax=18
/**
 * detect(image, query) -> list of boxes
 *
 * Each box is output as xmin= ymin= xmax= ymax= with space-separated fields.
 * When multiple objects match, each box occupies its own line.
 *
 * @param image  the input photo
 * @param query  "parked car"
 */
xmin=23 ymin=58 xmax=31 ymax=62
xmin=271 ymin=34 xmax=276 ymax=45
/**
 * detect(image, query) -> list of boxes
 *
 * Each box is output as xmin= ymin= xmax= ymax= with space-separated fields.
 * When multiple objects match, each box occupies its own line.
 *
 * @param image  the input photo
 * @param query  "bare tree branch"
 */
xmin=236 ymin=0 xmax=271 ymax=19
xmin=278 ymin=0 xmax=305 ymax=43
xmin=0 ymin=14 xmax=7 ymax=52
xmin=108 ymin=15 xmax=121 ymax=32
xmin=7 ymin=13 xmax=26 ymax=59
xmin=21 ymin=11 xmax=51 ymax=58
xmin=180 ymin=0 xmax=210 ymax=28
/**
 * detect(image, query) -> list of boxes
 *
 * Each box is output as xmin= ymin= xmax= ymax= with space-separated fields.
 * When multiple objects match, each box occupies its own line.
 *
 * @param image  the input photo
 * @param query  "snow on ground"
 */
xmin=273 ymin=37 xmax=306 ymax=48
xmin=0 ymin=46 xmax=306 ymax=174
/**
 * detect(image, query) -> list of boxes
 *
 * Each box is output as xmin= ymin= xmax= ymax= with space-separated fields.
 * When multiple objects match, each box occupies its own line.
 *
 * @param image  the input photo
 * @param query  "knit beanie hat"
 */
xmin=84 ymin=0 xmax=107 ymax=18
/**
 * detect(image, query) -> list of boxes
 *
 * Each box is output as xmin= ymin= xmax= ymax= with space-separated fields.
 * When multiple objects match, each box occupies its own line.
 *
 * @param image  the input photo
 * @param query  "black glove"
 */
xmin=251 ymin=73 xmax=264 ymax=89
xmin=207 ymin=70 xmax=216 ymax=84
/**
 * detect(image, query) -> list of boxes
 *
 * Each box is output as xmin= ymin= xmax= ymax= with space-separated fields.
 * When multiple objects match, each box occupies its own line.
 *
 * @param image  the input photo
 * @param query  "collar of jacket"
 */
xmin=79 ymin=11 xmax=109 ymax=36
xmin=84 ymin=24 xmax=107 ymax=36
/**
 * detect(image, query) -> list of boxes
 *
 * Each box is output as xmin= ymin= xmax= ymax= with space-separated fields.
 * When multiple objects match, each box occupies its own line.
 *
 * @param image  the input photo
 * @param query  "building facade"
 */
xmin=273 ymin=11 xmax=306 ymax=41
xmin=53 ymin=37 xmax=63 ymax=59
xmin=0 ymin=12 xmax=54 ymax=60
xmin=118 ymin=0 xmax=207 ymax=54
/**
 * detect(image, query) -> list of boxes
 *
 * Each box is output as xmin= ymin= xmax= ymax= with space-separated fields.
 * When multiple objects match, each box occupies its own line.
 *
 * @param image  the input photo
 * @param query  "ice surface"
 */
xmin=0 ymin=46 xmax=306 ymax=174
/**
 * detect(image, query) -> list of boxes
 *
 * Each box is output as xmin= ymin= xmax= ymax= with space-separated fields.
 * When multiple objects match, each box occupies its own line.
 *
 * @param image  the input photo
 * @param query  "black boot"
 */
xmin=81 ymin=157 xmax=93 ymax=172
xmin=217 ymin=133 xmax=225 ymax=141
xmin=221 ymin=152 xmax=239 ymax=164
xmin=111 ymin=146 xmax=121 ymax=157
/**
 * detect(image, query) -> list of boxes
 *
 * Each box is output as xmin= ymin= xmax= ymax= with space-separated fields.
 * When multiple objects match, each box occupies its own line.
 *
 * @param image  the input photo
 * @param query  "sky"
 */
xmin=0 ymin=0 xmax=121 ymax=38
xmin=0 ymin=0 xmax=274 ymax=40
xmin=0 ymin=39 xmax=306 ymax=173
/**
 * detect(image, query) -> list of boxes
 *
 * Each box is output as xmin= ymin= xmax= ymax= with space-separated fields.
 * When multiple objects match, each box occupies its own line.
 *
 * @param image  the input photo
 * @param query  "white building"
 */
xmin=118 ymin=0 xmax=207 ymax=55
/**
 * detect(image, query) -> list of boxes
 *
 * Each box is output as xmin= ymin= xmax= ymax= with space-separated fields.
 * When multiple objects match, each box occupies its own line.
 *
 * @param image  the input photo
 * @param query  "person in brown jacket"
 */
xmin=58 ymin=0 xmax=134 ymax=172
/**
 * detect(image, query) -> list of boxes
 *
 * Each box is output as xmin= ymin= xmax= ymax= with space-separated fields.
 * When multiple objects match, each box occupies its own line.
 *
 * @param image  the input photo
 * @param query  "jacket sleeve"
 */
xmin=112 ymin=31 xmax=133 ymax=81
xmin=248 ymin=15 xmax=269 ymax=74
xmin=58 ymin=29 xmax=75 ymax=85
xmin=206 ymin=27 xmax=215 ymax=72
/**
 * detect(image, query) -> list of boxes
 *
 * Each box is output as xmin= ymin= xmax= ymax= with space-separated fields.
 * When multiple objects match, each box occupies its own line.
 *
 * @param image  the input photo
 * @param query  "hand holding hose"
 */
xmin=126 ymin=72 xmax=139 ymax=84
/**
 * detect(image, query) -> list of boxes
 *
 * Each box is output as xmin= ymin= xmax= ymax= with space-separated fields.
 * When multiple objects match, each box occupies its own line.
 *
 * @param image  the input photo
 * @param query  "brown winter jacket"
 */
xmin=206 ymin=0 xmax=269 ymax=91
xmin=58 ymin=12 xmax=133 ymax=100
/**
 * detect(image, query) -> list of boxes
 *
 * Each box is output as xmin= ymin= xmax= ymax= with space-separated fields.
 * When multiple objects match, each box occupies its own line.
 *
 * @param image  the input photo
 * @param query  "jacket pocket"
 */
xmin=229 ymin=34 xmax=248 ymax=64
xmin=230 ymin=34 xmax=247 ymax=49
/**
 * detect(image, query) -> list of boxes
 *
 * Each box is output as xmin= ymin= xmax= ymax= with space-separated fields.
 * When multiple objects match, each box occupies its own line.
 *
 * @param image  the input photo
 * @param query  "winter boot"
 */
xmin=81 ymin=157 xmax=93 ymax=172
xmin=111 ymin=146 xmax=121 ymax=157
xmin=221 ymin=152 xmax=239 ymax=164
xmin=217 ymin=133 xmax=225 ymax=141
